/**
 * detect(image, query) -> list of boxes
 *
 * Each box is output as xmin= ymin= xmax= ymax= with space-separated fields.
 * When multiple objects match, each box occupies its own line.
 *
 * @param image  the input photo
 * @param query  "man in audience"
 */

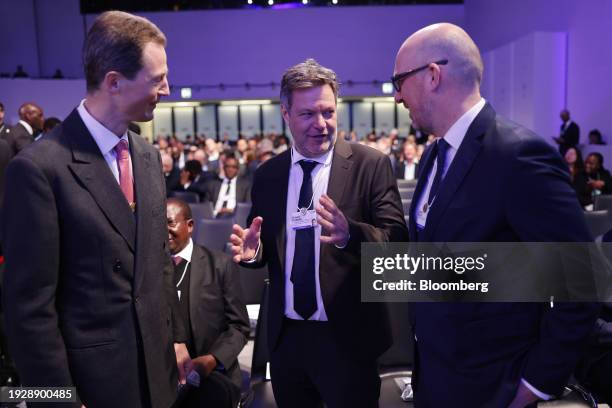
xmin=205 ymin=156 xmax=251 ymax=218
xmin=395 ymin=141 xmax=419 ymax=180
xmin=394 ymin=23 xmax=598 ymax=407
xmin=588 ymin=129 xmax=605 ymax=145
xmin=554 ymin=109 xmax=580 ymax=156
xmin=162 ymin=151 xmax=180 ymax=194
xmin=230 ymin=59 xmax=407 ymax=408
xmin=1 ymin=102 xmax=44 ymax=155
xmin=2 ymin=11 xmax=190 ymax=407
xmin=40 ymin=117 xmax=61 ymax=140
xmin=177 ymin=159 xmax=211 ymax=200
xmin=205 ymin=138 xmax=220 ymax=172
xmin=167 ymin=198 xmax=249 ymax=408
xmin=0 ymin=102 xmax=6 ymax=134
xmin=583 ymin=152 xmax=612 ymax=199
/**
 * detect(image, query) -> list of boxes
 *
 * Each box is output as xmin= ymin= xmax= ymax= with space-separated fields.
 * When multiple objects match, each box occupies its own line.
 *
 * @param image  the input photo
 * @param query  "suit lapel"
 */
xmin=131 ymin=132 xmax=154 ymax=293
xmin=189 ymin=246 xmax=212 ymax=329
xmin=273 ymin=152 xmax=291 ymax=275
xmin=327 ymin=138 xmax=353 ymax=208
xmin=422 ymin=104 xmax=495 ymax=241
xmin=66 ymin=110 xmax=136 ymax=252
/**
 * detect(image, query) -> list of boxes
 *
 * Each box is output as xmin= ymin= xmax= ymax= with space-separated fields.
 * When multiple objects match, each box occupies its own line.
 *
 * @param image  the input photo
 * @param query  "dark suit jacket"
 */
xmin=244 ymin=137 xmax=408 ymax=360
xmin=1 ymin=109 xmax=181 ymax=408
xmin=559 ymin=121 xmax=580 ymax=154
xmin=165 ymin=167 xmax=180 ymax=194
xmin=1 ymin=122 xmax=34 ymax=156
xmin=188 ymin=245 xmax=249 ymax=389
xmin=394 ymin=160 xmax=420 ymax=180
xmin=408 ymin=103 xmax=599 ymax=407
xmin=204 ymin=176 xmax=251 ymax=206
xmin=0 ymin=138 xmax=12 ymax=223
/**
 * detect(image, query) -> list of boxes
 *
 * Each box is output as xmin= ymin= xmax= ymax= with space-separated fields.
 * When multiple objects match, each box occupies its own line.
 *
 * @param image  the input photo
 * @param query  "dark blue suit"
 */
xmin=409 ymin=103 xmax=599 ymax=407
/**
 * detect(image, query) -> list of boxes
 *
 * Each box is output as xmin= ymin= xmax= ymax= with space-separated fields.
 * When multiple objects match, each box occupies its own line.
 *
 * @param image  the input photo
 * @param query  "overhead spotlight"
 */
xmin=332 ymin=0 xmax=338 ymax=4
xmin=247 ymin=0 xmax=252 ymax=3
xmin=302 ymin=0 xmax=308 ymax=3
xmin=268 ymin=0 xmax=273 ymax=4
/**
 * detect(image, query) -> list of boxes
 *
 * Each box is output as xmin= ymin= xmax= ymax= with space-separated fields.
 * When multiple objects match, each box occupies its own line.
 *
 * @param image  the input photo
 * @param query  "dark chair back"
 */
xmin=170 ymin=190 xmax=200 ymax=203
xmin=194 ymin=218 xmax=233 ymax=252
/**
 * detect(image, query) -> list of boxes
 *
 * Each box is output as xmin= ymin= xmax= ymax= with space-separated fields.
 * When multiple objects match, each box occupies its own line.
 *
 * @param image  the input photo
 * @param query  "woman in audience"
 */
xmin=574 ymin=152 xmax=612 ymax=208
xmin=565 ymin=147 xmax=589 ymax=207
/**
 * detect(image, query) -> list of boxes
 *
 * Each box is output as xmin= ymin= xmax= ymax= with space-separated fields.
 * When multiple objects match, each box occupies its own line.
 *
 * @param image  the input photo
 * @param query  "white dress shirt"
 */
xmin=174 ymin=237 xmax=194 ymax=263
xmin=283 ymin=146 xmax=334 ymax=321
xmin=414 ymin=98 xmax=486 ymax=228
xmin=18 ymin=120 xmax=33 ymax=135
xmin=173 ymin=238 xmax=193 ymax=301
xmin=77 ymin=99 xmax=132 ymax=185
xmin=403 ymin=161 xmax=418 ymax=180
xmin=214 ymin=177 xmax=237 ymax=216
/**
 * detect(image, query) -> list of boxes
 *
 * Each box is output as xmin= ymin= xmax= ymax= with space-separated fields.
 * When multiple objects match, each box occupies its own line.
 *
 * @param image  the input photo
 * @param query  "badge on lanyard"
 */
xmin=290 ymin=207 xmax=318 ymax=230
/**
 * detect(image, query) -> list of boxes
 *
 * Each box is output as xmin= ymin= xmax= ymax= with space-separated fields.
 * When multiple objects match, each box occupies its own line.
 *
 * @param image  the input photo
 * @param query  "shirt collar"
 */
xmin=18 ymin=120 xmax=33 ymax=135
xmin=290 ymin=144 xmax=334 ymax=168
xmin=174 ymin=238 xmax=194 ymax=263
xmin=441 ymin=97 xmax=486 ymax=151
xmin=77 ymin=99 xmax=128 ymax=156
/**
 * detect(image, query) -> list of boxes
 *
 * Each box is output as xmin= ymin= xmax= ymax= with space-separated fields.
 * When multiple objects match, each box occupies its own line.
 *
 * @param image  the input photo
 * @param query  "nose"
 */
xmin=314 ymin=113 xmax=326 ymax=130
xmin=394 ymin=90 xmax=402 ymax=104
xmin=159 ymin=77 xmax=170 ymax=97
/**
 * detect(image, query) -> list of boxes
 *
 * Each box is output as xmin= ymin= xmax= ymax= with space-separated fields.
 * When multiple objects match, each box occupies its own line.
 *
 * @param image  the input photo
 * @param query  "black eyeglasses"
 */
xmin=391 ymin=59 xmax=448 ymax=92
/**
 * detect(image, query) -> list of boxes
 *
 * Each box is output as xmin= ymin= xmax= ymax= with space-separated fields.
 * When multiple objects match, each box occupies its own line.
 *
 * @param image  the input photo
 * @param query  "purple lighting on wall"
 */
xmin=270 ymin=2 xmax=306 ymax=9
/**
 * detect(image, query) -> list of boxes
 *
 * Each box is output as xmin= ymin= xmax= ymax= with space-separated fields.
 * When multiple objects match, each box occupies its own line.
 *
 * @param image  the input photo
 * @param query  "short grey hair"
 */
xmin=280 ymin=59 xmax=339 ymax=110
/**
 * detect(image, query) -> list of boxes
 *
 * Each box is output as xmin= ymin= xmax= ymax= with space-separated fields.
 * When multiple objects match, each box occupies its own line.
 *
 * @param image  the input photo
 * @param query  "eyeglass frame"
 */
xmin=391 ymin=59 xmax=449 ymax=92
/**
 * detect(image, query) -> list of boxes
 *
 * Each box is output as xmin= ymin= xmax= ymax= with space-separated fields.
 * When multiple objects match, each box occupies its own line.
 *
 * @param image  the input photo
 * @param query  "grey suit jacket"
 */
xmin=1 ymin=109 xmax=180 ymax=408
xmin=1 ymin=122 xmax=34 ymax=156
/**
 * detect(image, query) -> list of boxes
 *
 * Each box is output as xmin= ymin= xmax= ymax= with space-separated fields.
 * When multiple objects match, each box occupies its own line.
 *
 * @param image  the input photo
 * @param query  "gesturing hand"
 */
xmin=230 ymin=216 xmax=263 ymax=263
xmin=316 ymin=194 xmax=349 ymax=248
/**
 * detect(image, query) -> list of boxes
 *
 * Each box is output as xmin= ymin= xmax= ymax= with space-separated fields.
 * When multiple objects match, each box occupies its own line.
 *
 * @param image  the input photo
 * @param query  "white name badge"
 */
xmin=291 ymin=208 xmax=318 ymax=230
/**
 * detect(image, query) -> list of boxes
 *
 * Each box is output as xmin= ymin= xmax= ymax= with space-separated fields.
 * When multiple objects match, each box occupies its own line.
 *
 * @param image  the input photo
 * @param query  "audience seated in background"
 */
xmin=0 ymin=102 xmax=6 ymax=134
xmin=167 ymin=198 xmax=249 ymax=408
xmin=588 ymin=129 xmax=606 ymax=145
xmin=161 ymin=152 xmax=180 ymax=194
xmin=395 ymin=141 xmax=419 ymax=180
xmin=564 ymin=147 xmax=588 ymax=206
xmin=176 ymin=159 xmax=213 ymax=200
xmin=204 ymin=156 xmax=251 ymax=218
xmin=574 ymin=152 xmax=612 ymax=208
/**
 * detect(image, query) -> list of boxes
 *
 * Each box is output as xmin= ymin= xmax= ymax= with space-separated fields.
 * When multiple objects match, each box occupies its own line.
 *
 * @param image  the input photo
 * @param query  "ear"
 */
xmin=281 ymin=104 xmax=290 ymax=124
xmin=427 ymin=63 xmax=442 ymax=91
xmin=187 ymin=219 xmax=194 ymax=233
xmin=101 ymin=71 xmax=123 ymax=94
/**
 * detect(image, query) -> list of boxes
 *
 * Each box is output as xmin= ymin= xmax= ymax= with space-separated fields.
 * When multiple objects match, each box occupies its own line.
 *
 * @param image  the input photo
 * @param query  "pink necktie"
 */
xmin=114 ymin=139 xmax=134 ymax=208
xmin=172 ymin=255 xmax=183 ymax=266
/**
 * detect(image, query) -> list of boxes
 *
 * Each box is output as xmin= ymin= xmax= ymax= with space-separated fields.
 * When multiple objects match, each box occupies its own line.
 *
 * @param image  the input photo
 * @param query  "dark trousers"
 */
xmin=270 ymin=318 xmax=380 ymax=408
xmin=579 ymin=350 xmax=612 ymax=405
xmin=176 ymin=371 xmax=240 ymax=408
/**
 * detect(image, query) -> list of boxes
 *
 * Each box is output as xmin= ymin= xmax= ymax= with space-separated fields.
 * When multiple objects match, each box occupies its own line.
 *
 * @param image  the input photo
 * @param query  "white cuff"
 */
xmin=521 ymin=378 xmax=552 ymax=401
xmin=242 ymin=240 xmax=261 ymax=263
xmin=334 ymin=233 xmax=350 ymax=249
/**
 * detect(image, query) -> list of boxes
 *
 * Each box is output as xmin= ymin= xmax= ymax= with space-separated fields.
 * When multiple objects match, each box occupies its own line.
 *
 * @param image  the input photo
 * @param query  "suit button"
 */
xmin=113 ymin=260 xmax=122 ymax=272
xmin=134 ymin=296 xmax=140 ymax=304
